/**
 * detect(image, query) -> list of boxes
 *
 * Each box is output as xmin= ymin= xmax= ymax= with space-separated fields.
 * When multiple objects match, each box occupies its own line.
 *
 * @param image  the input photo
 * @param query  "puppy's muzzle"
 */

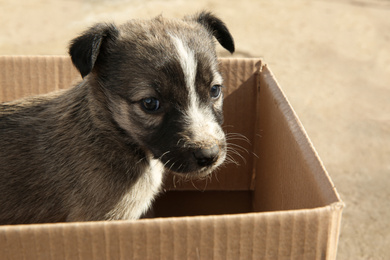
xmin=193 ymin=144 xmax=220 ymax=167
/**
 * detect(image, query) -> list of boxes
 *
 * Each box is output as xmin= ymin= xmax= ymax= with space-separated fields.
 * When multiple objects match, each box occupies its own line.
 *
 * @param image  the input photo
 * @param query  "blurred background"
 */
xmin=1 ymin=0 xmax=389 ymax=258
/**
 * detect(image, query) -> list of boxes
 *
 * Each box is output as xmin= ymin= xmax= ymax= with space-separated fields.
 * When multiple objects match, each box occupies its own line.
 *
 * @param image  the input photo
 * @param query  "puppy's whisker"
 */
xmin=229 ymin=148 xmax=247 ymax=165
xmin=224 ymin=152 xmax=240 ymax=166
xmin=226 ymin=155 xmax=240 ymax=166
xmin=159 ymin=151 xmax=171 ymax=161
xmin=163 ymin=159 xmax=171 ymax=169
xmin=135 ymin=157 xmax=146 ymax=165
xmin=177 ymin=163 xmax=184 ymax=171
xmin=225 ymin=133 xmax=251 ymax=144
xmin=176 ymin=138 xmax=185 ymax=146
xmin=222 ymin=125 xmax=234 ymax=129
xmin=213 ymin=170 xmax=220 ymax=183
xmin=173 ymin=175 xmax=177 ymax=189
xmin=226 ymin=132 xmax=250 ymax=140
xmin=190 ymin=178 xmax=204 ymax=192
xmin=201 ymin=177 xmax=209 ymax=192
xmin=168 ymin=162 xmax=176 ymax=172
xmin=227 ymin=143 xmax=250 ymax=154
xmin=225 ymin=144 xmax=247 ymax=165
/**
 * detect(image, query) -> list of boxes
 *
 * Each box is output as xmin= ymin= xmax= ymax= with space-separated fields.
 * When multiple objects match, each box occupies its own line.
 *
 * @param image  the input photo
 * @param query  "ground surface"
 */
xmin=1 ymin=0 xmax=389 ymax=258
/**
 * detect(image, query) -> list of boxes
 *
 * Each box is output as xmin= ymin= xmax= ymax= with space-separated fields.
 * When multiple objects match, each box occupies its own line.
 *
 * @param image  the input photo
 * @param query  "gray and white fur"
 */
xmin=0 ymin=12 xmax=234 ymax=224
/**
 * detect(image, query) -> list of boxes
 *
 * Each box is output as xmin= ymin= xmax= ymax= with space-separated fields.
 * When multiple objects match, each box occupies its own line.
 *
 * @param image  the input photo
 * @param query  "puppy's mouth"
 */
xmin=155 ymin=144 xmax=226 ymax=177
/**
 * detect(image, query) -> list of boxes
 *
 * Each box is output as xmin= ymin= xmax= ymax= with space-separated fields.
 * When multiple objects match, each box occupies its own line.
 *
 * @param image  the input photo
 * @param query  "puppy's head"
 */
xmin=69 ymin=12 xmax=234 ymax=177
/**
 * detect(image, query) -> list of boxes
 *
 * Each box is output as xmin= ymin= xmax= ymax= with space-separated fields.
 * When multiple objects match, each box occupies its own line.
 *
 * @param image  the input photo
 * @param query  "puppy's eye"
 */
xmin=141 ymin=97 xmax=160 ymax=112
xmin=210 ymin=85 xmax=222 ymax=99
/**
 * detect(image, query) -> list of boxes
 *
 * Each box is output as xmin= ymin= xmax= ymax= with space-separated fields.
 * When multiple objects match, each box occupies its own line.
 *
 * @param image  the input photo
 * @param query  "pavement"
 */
xmin=1 ymin=0 xmax=390 ymax=258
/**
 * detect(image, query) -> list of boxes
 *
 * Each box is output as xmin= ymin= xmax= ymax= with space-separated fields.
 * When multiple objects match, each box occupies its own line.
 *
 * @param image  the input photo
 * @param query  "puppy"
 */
xmin=0 ymin=11 xmax=234 ymax=224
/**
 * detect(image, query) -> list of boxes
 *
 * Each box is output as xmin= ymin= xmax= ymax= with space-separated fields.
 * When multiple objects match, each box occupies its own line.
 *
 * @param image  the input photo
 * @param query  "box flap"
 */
xmin=253 ymin=64 xmax=342 ymax=211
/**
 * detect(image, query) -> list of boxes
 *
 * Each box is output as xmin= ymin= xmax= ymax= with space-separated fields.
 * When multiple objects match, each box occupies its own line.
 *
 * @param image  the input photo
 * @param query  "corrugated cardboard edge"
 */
xmin=0 ymin=203 xmax=343 ymax=260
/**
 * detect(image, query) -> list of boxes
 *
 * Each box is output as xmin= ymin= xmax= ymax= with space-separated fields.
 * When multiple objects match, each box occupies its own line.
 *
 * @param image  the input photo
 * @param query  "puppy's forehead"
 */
xmin=120 ymin=18 xmax=211 ymax=52
xmin=118 ymin=18 xmax=222 ymax=102
xmin=168 ymin=33 xmax=222 ymax=102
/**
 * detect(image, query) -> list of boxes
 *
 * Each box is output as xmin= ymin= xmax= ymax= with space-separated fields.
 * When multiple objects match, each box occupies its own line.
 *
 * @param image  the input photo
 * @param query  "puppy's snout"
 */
xmin=193 ymin=144 xmax=220 ymax=167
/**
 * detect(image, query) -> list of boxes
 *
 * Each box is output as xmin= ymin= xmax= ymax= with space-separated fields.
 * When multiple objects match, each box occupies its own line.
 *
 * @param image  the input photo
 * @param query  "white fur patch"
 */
xmin=169 ymin=34 xmax=198 ymax=101
xmin=170 ymin=34 xmax=225 ymax=145
xmin=185 ymin=103 xmax=225 ymax=142
xmin=105 ymin=157 xmax=164 ymax=220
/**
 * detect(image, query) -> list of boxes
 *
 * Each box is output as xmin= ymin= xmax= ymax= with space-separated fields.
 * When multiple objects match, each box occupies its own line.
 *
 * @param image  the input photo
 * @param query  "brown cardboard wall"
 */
xmin=0 ymin=56 xmax=80 ymax=102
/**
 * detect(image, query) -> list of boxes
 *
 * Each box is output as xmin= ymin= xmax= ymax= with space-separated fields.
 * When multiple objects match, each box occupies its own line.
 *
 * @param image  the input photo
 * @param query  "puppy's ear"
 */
xmin=194 ymin=11 xmax=235 ymax=54
xmin=69 ymin=23 xmax=119 ymax=78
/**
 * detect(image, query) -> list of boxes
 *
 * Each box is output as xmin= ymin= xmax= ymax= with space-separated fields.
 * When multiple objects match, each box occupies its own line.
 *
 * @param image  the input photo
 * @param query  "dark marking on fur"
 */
xmin=69 ymin=23 xmax=119 ymax=78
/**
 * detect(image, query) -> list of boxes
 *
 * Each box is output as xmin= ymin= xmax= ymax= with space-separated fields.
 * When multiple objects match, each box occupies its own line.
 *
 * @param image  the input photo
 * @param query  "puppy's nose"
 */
xmin=193 ymin=144 xmax=220 ymax=167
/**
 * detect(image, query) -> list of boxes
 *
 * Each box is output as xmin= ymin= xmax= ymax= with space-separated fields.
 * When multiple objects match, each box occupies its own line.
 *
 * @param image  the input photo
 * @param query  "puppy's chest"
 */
xmin=107 ymin=158 xmax=165 ymax=220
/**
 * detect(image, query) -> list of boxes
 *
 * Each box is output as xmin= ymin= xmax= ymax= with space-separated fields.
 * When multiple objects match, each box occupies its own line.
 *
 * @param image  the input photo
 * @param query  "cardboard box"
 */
xmin=0 ymin=56 xmax=343 ymax=259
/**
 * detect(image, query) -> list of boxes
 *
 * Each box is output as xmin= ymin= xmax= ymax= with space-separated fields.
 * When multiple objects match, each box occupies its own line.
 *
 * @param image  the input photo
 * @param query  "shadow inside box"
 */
xmin=151 ymin=190 xmax=254 ymax=218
